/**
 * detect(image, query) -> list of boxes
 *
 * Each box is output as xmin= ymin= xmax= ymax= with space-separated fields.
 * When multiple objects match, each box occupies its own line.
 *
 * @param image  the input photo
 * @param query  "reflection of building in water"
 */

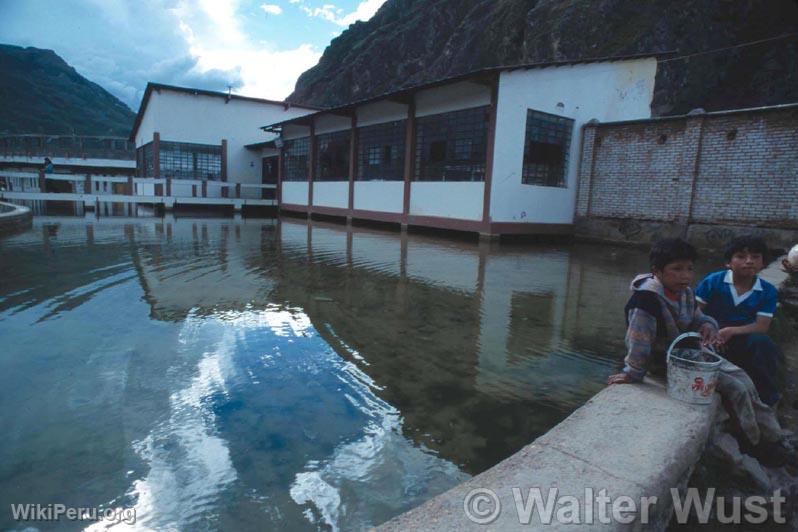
xmin=23 ymin=216 xmax=640 ymax=472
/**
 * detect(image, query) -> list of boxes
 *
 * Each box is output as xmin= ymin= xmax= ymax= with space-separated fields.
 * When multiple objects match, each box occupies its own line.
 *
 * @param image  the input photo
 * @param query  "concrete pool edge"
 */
xmin=377 ymin=380 xmax=719 ymax=531
xmin=0 ymin=201 xmax=32 ymax=236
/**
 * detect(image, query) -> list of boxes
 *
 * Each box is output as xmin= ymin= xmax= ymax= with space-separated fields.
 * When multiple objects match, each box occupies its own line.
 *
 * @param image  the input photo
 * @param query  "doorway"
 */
xmin=262 ymin=156 xmax=278 ymax=199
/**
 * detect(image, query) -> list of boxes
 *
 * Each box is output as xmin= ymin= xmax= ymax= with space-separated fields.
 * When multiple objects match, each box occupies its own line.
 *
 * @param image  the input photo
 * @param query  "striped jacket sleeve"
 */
xmin=623 ymin=307 xmax=658 ymax=382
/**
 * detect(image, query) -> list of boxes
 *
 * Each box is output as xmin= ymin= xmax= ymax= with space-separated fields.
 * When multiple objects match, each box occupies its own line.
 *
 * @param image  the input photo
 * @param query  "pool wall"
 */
xmin=378 ymin=380 xmax=719 ymax=531
xmin=0 ymin=201 xmax=32 ymax=236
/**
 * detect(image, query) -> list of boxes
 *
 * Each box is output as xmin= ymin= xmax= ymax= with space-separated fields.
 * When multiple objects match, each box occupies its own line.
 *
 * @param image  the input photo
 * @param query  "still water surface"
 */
xmin=0 ymin=215 xmax=705 ymax=530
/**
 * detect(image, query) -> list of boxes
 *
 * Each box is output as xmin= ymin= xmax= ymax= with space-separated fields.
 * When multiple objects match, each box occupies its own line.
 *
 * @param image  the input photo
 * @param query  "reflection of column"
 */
xmin=42 ymin=225 xmax=51 ymax=255
xmin=201 ymin=224 xmax=209 ymax=245
xmin=306 ymin=221 xmax=313 ymax=263
xmin=86 ymin=224 xmax=94 ymax=246
xmin=219 ymin=225 xmax=229 ymax=273
xmin=166 ymin=223 xmax=173 ymax=243
xmin=346 ymin=227 xmax=353 ymax=267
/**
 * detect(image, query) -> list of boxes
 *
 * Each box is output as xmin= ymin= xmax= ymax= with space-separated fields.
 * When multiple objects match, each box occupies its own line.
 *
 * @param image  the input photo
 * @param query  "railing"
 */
xmin=0 ymin=171 xmax=275 ymax=200
xmin=0 ymin=134 xmax=135 ymax=160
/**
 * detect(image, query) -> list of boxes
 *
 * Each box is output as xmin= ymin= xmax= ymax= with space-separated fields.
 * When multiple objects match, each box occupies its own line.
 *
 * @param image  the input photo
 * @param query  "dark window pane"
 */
xmin=282 ymin=137 xmax=310 ymax=182
xmin=522 ymin=110 xmax=573 ymax=188
xmin=315 ymin=130 xmax=350 ymax=181
xmin=159 ymin=141 xmax=222 ymax=180
xmin=415 ymin=106 xmax=488 ymax=182
xmin=357 ymin=120 xmax=406 ymax=181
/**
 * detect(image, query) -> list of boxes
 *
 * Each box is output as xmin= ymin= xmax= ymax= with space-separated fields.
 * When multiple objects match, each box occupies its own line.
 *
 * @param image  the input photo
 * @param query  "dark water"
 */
xmin=0 ymin=215 xmax=721 ymax=531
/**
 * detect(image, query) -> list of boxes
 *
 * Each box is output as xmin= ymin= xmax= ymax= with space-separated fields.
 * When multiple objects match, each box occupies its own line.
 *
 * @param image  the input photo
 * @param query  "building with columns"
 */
xmin=261 ymin=54 xmax=661 ymax=237
xmin=129 ymin=83 xmax=318 ymax=199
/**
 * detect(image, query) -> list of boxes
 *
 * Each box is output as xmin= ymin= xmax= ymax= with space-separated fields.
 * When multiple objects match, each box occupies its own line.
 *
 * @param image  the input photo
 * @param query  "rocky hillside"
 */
xmin=0 ymin=44 xmax=135 ymax=136
xmin=288 ymin=0 xmax=798 ymax=116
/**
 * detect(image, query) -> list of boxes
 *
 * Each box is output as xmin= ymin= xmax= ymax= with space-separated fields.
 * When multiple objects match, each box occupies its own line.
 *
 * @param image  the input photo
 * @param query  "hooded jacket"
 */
xmin=622 ymin=274 xmax=718 ymax=381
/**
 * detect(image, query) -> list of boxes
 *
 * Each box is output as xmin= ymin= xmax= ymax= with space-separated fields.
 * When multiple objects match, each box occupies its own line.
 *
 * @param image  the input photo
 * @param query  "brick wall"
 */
xmin=576 ymin=105 xmax=798 ymax=228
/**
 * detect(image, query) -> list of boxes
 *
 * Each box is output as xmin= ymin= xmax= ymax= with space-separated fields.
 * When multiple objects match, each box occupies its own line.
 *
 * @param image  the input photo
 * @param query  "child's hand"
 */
xmin=607 ymin=373 xmax=632 ymax=385
xmin=698 ymin=323 xmax=718 ymax=346
xmin=715 ymin=327 xmax=736 ymax=346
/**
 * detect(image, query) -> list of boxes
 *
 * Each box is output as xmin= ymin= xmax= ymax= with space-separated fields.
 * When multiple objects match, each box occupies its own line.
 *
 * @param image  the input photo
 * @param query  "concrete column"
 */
xmin=201 ymin=180 xmax=207 ymax=198
xmin=84 ymin=174 xmax=91 ymax=194
xmin=277 ymin=148 xmax=284 ymax=206
xmin=402 ymin=100 xmax=416 ymax=222
xmin=221 ymin=139 xmax=228 ymax=182
xmin=235 ymin=183 xmax=241 ymax=199
xmin=348 ymin=115 xmax=357 ymax=214
xmin=481 ymin=78 xmax=499 ymax=232
xmin=309 ymin=120 xmax=316 ymax=211
xmin=575 ymin=123 xmax=599 ymax=218
xmin=127 ymin=176 xmax=134 ymax=195
xmin=38 ymin=169 xmax=45 ymax=192
xmin=166 ymin=177 xmax=172 ymax=197
xmin=682 ymin=113 xmax=706 ymax=225
xmin=153 ymin=132 xmax=161 ymax=178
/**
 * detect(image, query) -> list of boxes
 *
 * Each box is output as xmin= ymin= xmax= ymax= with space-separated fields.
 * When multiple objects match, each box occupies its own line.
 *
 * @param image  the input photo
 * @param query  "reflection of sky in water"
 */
xmin=80 ymin=306 xmax=465 ymax=531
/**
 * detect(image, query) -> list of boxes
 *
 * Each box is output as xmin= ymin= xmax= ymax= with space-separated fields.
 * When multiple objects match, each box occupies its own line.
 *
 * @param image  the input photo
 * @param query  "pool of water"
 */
xmin=0 ymin=215 xmax=719 ymax=531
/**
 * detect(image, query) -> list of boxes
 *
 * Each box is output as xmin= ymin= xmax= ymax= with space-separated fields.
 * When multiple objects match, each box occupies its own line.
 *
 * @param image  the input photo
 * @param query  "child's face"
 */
xmin=726 ymin=247 xmax=763 ymax=278
xmin=652 ymin=259 xmax=695 ymax=293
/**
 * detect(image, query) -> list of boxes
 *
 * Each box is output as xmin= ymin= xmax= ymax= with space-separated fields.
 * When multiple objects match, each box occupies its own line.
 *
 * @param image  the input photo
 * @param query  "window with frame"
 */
xmin=282 ymin=137 xmax=310 ymax=182
xmin=522 ymin=110 xmax=573 ymax=187
xmin=159 ymin=141 xmax=222 ymax=180
xmin=415 ymin=106 xmax=489 ymax=182
xmin=357 ymin=120 xmax=406 ymax=181
xmin=315 ymin=130 xmax=350 ymax=182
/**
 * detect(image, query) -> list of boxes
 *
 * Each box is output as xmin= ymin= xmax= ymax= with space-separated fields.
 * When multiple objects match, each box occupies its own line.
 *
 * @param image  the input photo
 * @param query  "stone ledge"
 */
xmin=0 ymin=201 xmax=33 ymax=236
xmin=377 ymin=380 xmax=719 ymax=531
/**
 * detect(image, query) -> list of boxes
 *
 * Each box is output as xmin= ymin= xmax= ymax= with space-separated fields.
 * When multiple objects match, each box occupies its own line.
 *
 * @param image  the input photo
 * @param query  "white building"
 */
xmin=263 ymin=54 xmax=660 ymax=237
xmin=129 ymin=83 xmax=318 ymax=198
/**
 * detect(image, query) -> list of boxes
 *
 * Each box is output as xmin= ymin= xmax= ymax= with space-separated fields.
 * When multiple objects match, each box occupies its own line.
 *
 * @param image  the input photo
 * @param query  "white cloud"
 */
xmin=301 ymin=0 xmax=386 ymax=26
xmin=0 ymin=0 xmax=323 ymax=109
xmin=260 ymin=3 xmax=283 ymax=15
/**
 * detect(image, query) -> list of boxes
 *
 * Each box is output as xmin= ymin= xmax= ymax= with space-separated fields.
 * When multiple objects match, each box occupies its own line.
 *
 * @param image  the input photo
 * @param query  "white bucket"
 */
xmin=666 ymin=332 xmax=723 ymax=404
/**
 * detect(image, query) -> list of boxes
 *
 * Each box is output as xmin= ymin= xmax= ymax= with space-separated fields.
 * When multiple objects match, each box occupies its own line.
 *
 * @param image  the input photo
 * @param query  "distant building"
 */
xmin=262 ymin=54 xmax=662 ymax=237
xmin=129 ymin=83 xmax=318 ymax=198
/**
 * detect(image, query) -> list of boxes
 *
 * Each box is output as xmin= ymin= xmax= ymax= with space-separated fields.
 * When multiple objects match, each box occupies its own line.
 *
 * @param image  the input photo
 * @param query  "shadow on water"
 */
xmin=0 ymin=214 xmax=731 ymax=530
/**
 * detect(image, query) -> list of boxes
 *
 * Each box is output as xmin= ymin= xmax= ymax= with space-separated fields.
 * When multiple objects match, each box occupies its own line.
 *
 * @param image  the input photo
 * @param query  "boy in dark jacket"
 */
xmin=608 ymin=238 xmax=788 ymax=464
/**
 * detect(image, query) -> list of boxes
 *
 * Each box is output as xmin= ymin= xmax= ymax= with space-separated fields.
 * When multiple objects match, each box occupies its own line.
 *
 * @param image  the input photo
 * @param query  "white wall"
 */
xmin=313 ymin=182 xmax=349 ymax=208
xmin=490 ymin=58 xmax=657 ymax=224
xmin=410 ymin=182 xmax=484 ymax=220
xmin=415 ymin=81 xmax=491 ymax=118
xmin=134 ymin=90 xmax=313 ymax=187
xmin=282 ymin=182 xmax=309 ymax=206
xmin=314 ymin=114 xmax=351 ymax=135
xmin=357 ymin=101 xmax=409 ymax=127
xmin=354 ymin=181 xmax=403 ymax=213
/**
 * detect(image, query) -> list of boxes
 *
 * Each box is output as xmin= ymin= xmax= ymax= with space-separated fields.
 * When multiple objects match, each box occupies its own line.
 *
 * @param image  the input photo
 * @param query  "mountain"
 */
xmin=287 ymin=0 xmax=798 ymax=116
xmin=0 ymin=44 xmax=135 ymax=136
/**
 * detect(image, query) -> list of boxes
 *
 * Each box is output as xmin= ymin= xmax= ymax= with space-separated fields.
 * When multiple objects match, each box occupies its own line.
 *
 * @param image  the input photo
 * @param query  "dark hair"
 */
xmin=724 ymin=235 xmax=768 ymax=263
xmin=649 ymin=238 xmax=698 ymax=271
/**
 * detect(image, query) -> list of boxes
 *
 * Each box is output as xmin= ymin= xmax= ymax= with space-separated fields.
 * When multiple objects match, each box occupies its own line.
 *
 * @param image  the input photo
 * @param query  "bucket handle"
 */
xmin=666 ymin=332 xmax=718 ymax=361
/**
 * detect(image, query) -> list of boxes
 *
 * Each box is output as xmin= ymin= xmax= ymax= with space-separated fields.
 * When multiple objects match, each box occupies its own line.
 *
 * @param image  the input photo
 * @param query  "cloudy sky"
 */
xmin=0 ymin=0 xmax=387 ymax=110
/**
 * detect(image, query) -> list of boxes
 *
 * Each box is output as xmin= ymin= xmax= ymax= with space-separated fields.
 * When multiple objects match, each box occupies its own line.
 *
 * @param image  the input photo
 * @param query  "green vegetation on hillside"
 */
xmin=0 ymin=44 xmax=135 ymax=136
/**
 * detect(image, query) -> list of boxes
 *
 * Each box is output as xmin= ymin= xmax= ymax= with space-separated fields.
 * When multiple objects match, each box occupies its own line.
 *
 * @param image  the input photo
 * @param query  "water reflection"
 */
xmin=0 ymin=214 xmax=670 ymax=530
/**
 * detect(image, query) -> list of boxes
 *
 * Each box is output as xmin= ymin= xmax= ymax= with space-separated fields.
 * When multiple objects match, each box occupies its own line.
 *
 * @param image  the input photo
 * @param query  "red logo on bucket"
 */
xmin=691 ymin=377 xmax=716 ymax=397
